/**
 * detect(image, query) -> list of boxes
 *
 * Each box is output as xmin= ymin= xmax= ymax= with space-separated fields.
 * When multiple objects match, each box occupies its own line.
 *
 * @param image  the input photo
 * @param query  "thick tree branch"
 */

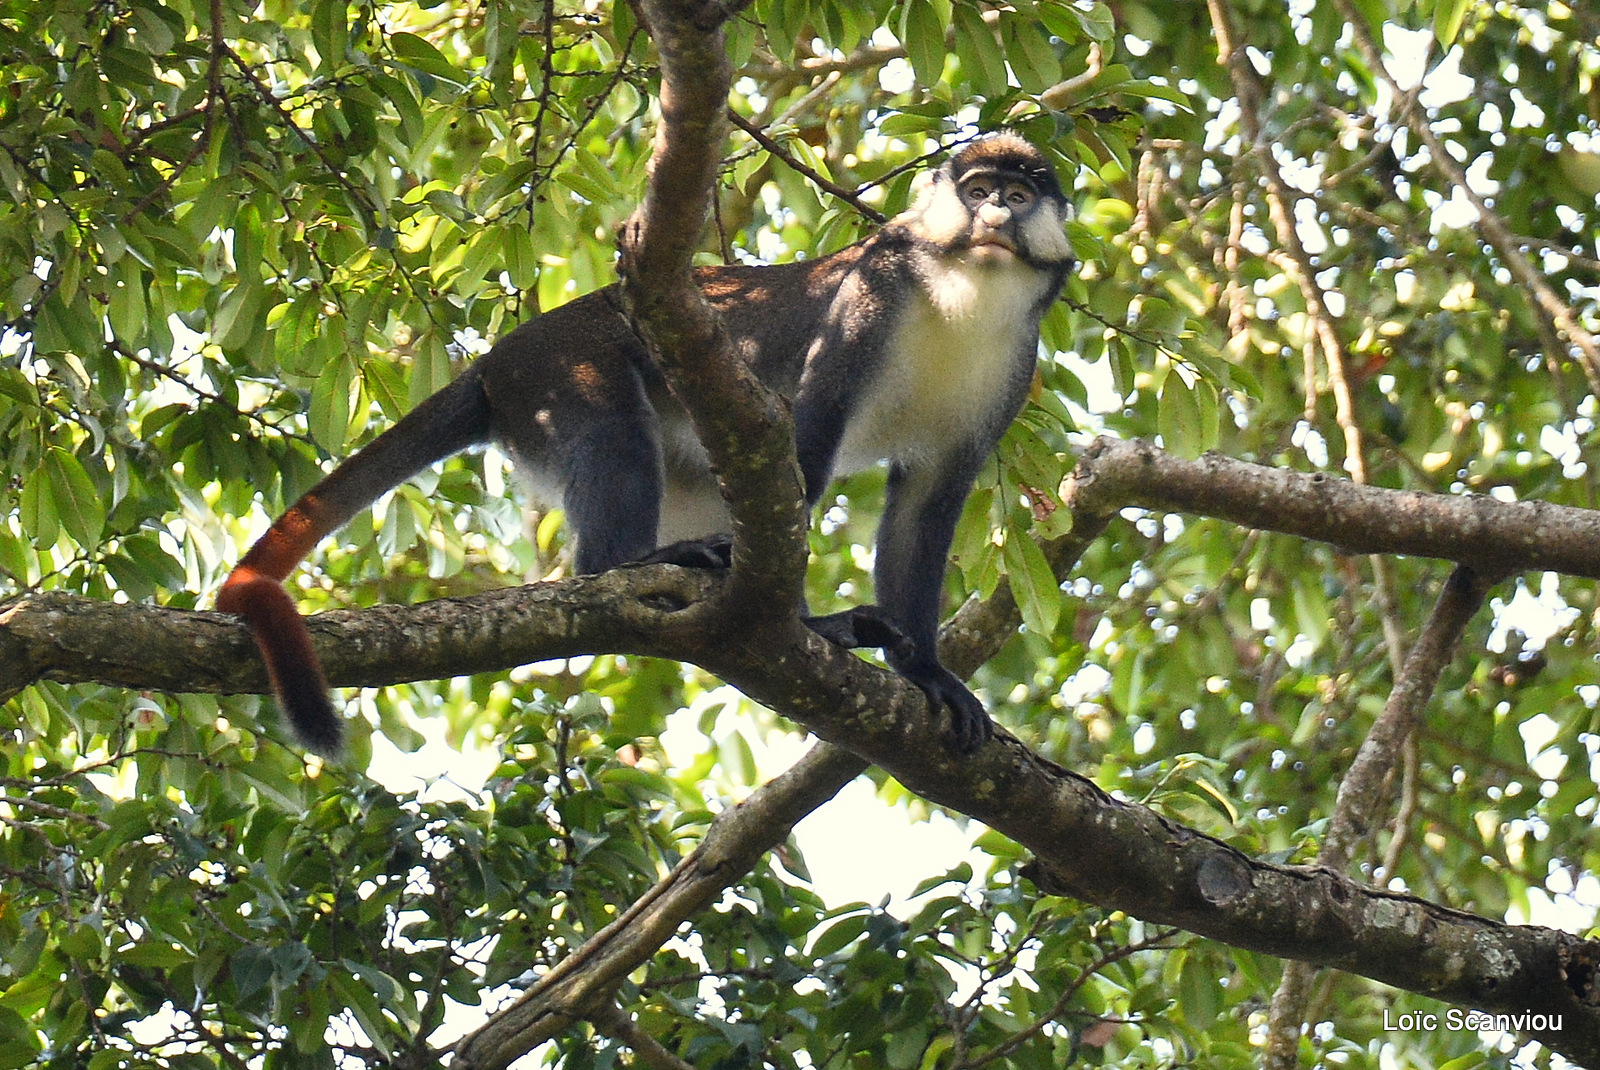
xmin=9 ymin=443 xmax=1600 ymax=1060
xmin=448 ymin=518 xmax=1112 ymax=1069
xmin=10 ymin=440 xmax=1600 ymax=704
xmin=1066 ymin=437 xmax=1600 ymax=579
xmin=616 ymin=0 xmax=808 ymax=609
xmin=683 ymin=644 xmax=1600 ymax=1062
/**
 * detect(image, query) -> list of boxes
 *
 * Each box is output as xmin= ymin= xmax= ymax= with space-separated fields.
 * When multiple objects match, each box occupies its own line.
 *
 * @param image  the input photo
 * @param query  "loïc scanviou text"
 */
xmin=1383 ymin=1009 xmax=1562 ymax=1032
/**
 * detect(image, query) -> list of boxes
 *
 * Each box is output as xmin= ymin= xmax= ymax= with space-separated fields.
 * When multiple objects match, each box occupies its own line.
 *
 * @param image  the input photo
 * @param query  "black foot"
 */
xmin=809 ymin=607 xmax=992 ymax=754
xmin=805 ymin=605 xmax=916 ymax=663
xmin=891 ymin=660 xmax=993 ymax=755
xmin=638 ymin=533 xmax=733 ymax=569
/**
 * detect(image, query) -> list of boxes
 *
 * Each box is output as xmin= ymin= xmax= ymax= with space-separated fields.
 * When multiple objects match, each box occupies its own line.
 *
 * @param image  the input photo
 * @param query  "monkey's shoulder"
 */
xmin=690 ymin=241 xmax=880 ymax=307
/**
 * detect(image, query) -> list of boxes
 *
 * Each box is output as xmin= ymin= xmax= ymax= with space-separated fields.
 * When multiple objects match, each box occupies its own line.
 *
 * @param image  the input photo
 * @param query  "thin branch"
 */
xmin=1323 ymin=566 xmax=1497 ymax=868
xmin=1266 ymin=566 xmax=1495 ymax=1065
xmin=727 ymin=110 xmax=886 ymax=223
xmin=1378 ymin=733 xmax=1422 ymax=883
xmin=966 ymin=927 xmax=1179 ymax=1068
xmin=592 ymin=1002 xmax=699 ymax=1070
xmin=447 ymin=511 xmax=1111 ymax=1069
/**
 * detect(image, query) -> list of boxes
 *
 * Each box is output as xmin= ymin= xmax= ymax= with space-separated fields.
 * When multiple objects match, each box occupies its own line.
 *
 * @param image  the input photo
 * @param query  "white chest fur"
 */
xmin=836 ymin=255 xmax=1049 ymax=472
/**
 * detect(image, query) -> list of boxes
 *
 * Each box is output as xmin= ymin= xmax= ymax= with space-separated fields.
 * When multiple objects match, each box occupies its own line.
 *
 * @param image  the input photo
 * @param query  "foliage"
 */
xmin=3 ymin=0 xmax=1600 ymax=1066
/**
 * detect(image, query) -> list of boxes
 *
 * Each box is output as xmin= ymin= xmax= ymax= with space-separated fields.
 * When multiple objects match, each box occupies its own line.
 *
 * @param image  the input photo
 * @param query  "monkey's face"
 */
xmin=899 ymin=134 xmax=1076 ymax=269
xmin=958 ymin=173 xmax=1038 ymax=262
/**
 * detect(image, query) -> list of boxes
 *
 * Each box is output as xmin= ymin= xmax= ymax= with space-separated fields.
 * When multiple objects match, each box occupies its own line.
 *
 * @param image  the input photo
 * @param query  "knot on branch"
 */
xmin=1196 ymin=851 xmax=1254 ymax=906
xmin=1561 ymin=935 xmax=1600 ymax=1007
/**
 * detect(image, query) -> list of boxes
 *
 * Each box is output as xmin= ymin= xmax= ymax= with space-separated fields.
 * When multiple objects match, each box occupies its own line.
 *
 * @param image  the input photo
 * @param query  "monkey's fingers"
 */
xmin=804 ymin=605 xmax=916 ymax=663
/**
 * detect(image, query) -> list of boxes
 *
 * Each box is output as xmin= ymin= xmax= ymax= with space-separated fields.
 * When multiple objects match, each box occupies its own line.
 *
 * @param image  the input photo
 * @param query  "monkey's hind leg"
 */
xmin=560 ymin=417 xmax=665 ymax=575
xmin=638 ymin=532 xmax=733 ymax=569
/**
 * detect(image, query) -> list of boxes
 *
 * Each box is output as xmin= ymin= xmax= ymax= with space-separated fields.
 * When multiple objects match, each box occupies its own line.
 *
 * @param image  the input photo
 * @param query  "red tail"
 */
xmin=217 ymin=494 xmax=345 ymax=754
xmin=217 ymin=365 xmax=497 ymax=752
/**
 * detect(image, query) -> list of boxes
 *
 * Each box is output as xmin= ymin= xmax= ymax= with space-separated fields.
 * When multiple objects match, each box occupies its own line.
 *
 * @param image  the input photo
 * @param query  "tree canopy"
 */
xmin=4 ymin=0 xmax=1600 ymax=1067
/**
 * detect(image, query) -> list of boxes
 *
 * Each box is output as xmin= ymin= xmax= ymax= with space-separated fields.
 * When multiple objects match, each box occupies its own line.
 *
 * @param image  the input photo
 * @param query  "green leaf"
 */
xmin=362 ymin=357 xmax=410 ymax=421
xmin=1072 ymin=1 xmax=1115 ymax=42
xmin=1193 ymin=379 xmax=1222 ymax=453
xmin=234 ymin=201 xmax=266 ymax=280
xmin=410 ymin=330 xmax=453 ymax=407
xmin=330 ymin=971 xmax=397 ymax=1058
xmin=910 ymin=861 xmax=972 ymax=898
xmin=811 ymin=913 xmax=870 ymax=957
xmin=127 ymin=5 xmax=177 ymax=54
xmin=503 ymin=228 xmax=539 ymax=291
xmin=879 ymin=111 xmax=943 ymax=137
xmin=902 ymin=0 xmax=947 ymax=87
xmin=309 ymin=356 xmax=357 ymax=451
xmin=1000 ymin=15 xmax=1060 ymax=95
xmin=1002 ymin=530 xmax=1061 ymax=636
xmin=1177 ymin=950 xmax=1221 ymax=1025
xmin=231 ymin=946 xmax=275 ymax=1000
xmin=311 ymin=0 xmax=346 ymax=71
xmin=20 ymin=463 xmax=60 ymax=550
xmin=369 ymin=70 xmax=424 ymax=142
xmin=953 ymin=5 xmax=1008 ymax=96
xmin=214 ymin=283 xmax=269 ymax=355
xmin=1291 ymin=579 xmax=1329 ymax=650
xmin=107 ymin=261 xmax=147 ymax=346
xmin=1157 ymin=378 xmax=1203 ymax=459
xmin=1434 ymin=0 xmax=1470 ymax=47
xmin=44 ymin=448 xmax=104 ymax=547
xmin=390 ymin=31 xmax=465 ymax=85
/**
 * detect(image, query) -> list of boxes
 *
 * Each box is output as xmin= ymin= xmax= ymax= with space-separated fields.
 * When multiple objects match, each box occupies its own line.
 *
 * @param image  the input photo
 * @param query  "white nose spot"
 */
xmin=977 ymin=203 xmax=1011 ymax=227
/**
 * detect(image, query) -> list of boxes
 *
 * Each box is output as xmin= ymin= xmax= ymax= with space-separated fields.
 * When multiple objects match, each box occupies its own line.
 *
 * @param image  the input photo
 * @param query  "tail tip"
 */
xmin=278 ymin=679 xmax=345 ymax=757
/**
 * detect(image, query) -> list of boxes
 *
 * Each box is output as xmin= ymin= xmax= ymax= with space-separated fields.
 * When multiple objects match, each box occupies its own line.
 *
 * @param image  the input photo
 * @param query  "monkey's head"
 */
xmin=904 ymin=133 xmax=1075 ymax=268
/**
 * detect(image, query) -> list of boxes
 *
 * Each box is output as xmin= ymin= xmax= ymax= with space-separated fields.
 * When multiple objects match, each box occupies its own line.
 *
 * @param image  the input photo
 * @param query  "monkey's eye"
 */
xmin=964 ymin=183 xmax=991 ymax=202
xmin=1007 ymin=188 xmax=1033 ymax=207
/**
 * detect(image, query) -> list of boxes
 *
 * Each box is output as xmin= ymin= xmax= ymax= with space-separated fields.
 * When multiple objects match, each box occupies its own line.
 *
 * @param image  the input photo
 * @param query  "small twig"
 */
xmin=1377 ymin=732 xmax=1421 ymax=882
xmin=726 ymin=110 xmax=886 ymax=223
xmin=966 ymin=927 xmax=1179 ymax=1068
xmin=592 ymin=1002 xmax=699 ymax=1070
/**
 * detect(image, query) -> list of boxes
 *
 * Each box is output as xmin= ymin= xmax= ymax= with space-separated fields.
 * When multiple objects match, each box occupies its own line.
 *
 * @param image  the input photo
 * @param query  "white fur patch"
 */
xmin=903 ymin=178 xmax=970 ymax=247
xmin=835 ymin=255 xmax=1052 ymax=471
xmin=1020 ymin=200 xmax=1073 ymax=264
